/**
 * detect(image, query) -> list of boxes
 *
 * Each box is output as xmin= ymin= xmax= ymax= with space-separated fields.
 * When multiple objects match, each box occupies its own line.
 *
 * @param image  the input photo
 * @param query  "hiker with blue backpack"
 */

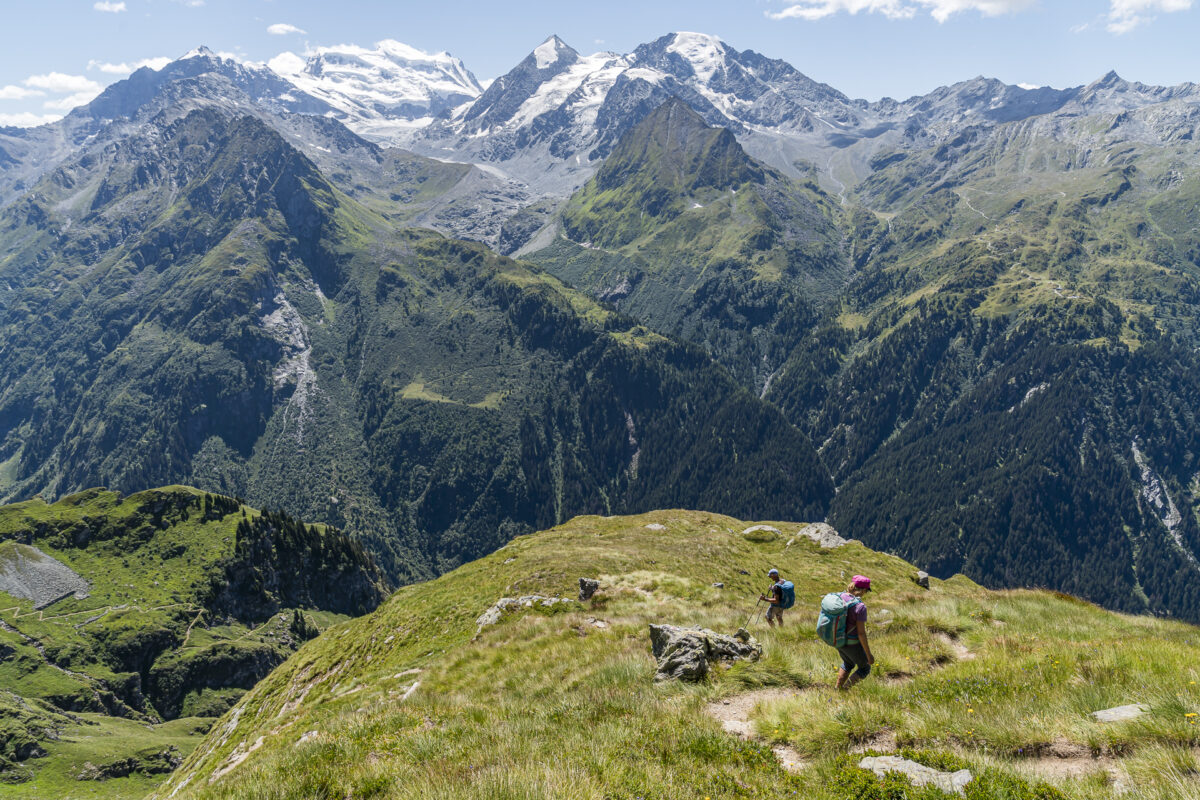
xmin=816 ymin=575 xmax=875 ymax=690
xmin=760 ymin=568 xmax=795 ymax=626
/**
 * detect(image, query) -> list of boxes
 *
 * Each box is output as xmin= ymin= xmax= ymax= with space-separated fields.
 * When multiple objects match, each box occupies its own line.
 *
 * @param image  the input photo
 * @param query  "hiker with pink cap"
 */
xmin=815 ymin=575 xmax=875 ymax=690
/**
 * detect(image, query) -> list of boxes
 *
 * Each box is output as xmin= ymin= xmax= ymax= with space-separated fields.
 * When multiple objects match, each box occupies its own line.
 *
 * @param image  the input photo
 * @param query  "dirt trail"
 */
xmin=704 ymin=688 xmax=808 ymax=773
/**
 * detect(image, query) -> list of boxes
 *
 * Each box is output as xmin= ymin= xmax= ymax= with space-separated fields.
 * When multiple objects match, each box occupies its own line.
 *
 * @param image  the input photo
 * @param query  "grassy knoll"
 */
xmin=158 ymin=511 xmax=1200 ymax=799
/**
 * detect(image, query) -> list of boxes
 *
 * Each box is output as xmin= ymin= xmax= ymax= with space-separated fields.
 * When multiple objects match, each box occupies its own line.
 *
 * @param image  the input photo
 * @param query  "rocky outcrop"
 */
xmin=75 ymin=746 xmax=182 ymax=781
xmin=858 ymin=756 xmax=972 ymax=795
xmin=794 ymin=523 xmax=848 ymax=549
xmin=578 ymin=578 xmax=600 ymax=601
xmin=914 ymin=571 xmax=930 ymax=589
xmin=476 ymin=595 xmax=574 ymax=628
xmin=648 ymin=625 xmax=761 ymax=682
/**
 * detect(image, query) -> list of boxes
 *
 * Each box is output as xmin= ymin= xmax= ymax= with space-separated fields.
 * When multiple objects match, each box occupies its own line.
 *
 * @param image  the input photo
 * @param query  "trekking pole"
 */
xmin=744 ymin=591 xmax=765 ymax=629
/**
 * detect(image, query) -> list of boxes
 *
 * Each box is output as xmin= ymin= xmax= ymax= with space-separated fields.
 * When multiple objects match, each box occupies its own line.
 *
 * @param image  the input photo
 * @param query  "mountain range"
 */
xmin=2 ymin=31 xmax=1200 ymax=622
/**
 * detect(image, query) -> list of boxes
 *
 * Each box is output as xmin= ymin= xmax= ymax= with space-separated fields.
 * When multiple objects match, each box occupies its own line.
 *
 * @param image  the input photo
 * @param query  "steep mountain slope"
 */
xmin=762 ymin=89 xmax=1200 ymax=619
xmin=157 ymin=511 xmax=1200 ymax=800
xmin=0 ymin=101 xmax=834 ymax=584
xmin=532 ymin=99 xmax=846 ymax=388
xmin=0 ymin=485 xmax=386 ymax=795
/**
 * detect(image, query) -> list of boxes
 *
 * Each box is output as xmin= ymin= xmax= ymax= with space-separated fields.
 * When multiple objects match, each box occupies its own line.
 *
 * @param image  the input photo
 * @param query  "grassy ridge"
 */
xmin=158 ymin=511 xmax=1200 ymax=799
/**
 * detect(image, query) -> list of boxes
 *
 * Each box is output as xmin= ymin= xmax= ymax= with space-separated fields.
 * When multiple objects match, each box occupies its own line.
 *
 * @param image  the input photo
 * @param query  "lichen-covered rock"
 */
xmin=648 ymin=624 xmax=762 ymax=682
xmin=741 ymin=525 xmax=780 ymax=543
xmin=858 ymin=756 xmax=972 ymax=795
xmin=476 ymin=595 xmax=573 ymax=628
xmin=578 ymin=578 xmax=600 ymax=601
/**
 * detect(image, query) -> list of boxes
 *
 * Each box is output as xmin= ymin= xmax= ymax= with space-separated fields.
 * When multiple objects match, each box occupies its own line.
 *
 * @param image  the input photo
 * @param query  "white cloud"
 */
xmin=0 ymin=112 xmax=62 ymax=128
xmin=767 ymin=0 xmax=1033 ymax=22
xmin=43 ymin=91 xmax=102 ymax=111
xmin=87 ymin=57 xmax=171 ymax=74
xmin=267 ymin=51 xmax=307 ymax=75
xmin=267 ymin=22 xmax=306 ymax=35
xmin=177 ymin=0 xmax=205 ymax=5
xmin=93 ymin=1 xmax=126 ymax=12
xmin=1107 ymin=0 xmax=1191 ymax=32
xmin=0 ymin=85 xmax=44 ymax=100
xmin=24 ymin=72 xmax=102 ymax=94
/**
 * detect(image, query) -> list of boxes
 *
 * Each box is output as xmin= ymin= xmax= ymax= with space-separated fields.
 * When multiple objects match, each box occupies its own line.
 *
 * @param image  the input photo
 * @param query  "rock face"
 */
xmin=648 ymin=624 xmax=762 ymax=682
xmin=578 ymin=578 xmax=600 ymax=601
xmin=0 ymin=542 xmax=90 ymax=609
xmin=1091 ymin=703 xmax=1149 ymax=722
xmin=858 ymin=756 xmax=973 ymax=795
xmin=476 ymin=595 xmax=574 ymax=628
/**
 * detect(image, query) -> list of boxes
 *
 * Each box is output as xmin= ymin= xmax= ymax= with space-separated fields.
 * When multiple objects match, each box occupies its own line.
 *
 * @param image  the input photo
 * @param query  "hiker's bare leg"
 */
xmin=836 ymin=668 xmax=849 ymax=689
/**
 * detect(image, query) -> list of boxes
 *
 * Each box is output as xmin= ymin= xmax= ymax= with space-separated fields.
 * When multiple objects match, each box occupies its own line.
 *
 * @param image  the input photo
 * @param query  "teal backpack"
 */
xmin=778 ymin=580 xmax=795 ymax=609
xmin=816 ymin=593 xmax=860 ymax=647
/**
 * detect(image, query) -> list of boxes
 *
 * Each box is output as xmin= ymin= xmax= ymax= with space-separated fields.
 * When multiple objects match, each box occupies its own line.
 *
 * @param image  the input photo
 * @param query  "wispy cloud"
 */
xmin=0 ymin=85 xmax=45 ymax=100
xmin=87 ymin=57 xmax=171 ymax=74
xmin=0 ymin=112 xmax=62 ymax=128
xmin=1107 ymin=0 xmax=1192 ymax=32
xmin=93 ymin=1 xmax=127 ymax=12
xmin=43 ymin=92 xmax=102 ymax=111
xmin=267 ymin=22 xmax=306 ymax=35
xmin=24 ymin=72 xmax=102 ymax=94
xmin=767 ymin=0 xmax=1033 ymax=22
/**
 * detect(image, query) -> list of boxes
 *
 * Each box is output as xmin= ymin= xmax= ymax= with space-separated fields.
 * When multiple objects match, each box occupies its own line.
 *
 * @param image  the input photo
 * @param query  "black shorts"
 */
xmin=837 ymin=642 xmax=871 ymax=676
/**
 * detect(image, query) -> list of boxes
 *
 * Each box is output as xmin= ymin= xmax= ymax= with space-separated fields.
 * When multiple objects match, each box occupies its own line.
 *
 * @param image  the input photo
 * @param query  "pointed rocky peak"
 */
xmin=459 ymin=36 xmax=581 ymax=128
xmin=593 ymin=96 xmax=763 ymax=193
xmin=180 ymin=45 xmax=217 ymax=61
xmin=1090 ymin=70 xmax=1126 ymax=90
xmin=530 ymin=35 xmax=577 ymax=71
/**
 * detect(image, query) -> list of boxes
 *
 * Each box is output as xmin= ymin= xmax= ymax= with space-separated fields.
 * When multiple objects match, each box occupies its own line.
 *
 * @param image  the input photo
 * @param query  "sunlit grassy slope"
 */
xmin=158 ymin=511 xmax=1200 ymax=799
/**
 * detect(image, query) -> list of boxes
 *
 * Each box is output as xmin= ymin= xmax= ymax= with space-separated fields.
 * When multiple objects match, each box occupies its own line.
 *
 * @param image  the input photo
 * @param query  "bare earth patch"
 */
xmin=704 ymin=688 xmax=808 ymax=773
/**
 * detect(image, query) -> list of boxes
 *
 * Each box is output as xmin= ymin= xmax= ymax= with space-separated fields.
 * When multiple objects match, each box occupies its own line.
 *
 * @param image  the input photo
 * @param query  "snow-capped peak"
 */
xmin=266 ymin=39 xmax=482 ymax=136
xmin=665 ymin=32 xmax=726 ymax=84
xmin=180 ymin=46 xmax=217 ymax=61
xmin=533 ymin=35 xmax=571 ymax=69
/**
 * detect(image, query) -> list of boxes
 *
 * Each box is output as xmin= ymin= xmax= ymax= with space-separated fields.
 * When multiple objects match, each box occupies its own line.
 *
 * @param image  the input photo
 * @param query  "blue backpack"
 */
xmin=816 ymin=593 xmax=860 ymax=648
xmin=778 ymin=580 xmax=795 ymax=609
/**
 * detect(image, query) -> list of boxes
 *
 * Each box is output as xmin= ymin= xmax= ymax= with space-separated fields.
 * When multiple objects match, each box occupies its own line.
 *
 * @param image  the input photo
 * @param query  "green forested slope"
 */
xmin=528 ymin=94 xmax=1200 ymax=621
xmin=537 ymin=98 xmax=847 ymax=388
xmin=0 ymin=104 xmax=834 ymax=584
xmin=765 ymin=111 xmax=1200 ymax=619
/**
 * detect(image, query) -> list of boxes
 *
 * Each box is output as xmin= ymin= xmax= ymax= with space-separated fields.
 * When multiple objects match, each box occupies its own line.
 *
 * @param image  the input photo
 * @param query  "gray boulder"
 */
xmin=915 ymin=571 xmax=930 ymax=589
xmin=858 ymin=756 xmax=972 ymax=795
xmin=795 ymin=523 xmax=848 ymax=549
xmin=476 ymin=595 xmax=573 ymax=628
xmin=648 ymin=624 xmax=762 ymax=682
xmin=578 ymin=578 xmax=600 ymax=601
xmin=1091 ymin=703 xmax=1148 ymax=722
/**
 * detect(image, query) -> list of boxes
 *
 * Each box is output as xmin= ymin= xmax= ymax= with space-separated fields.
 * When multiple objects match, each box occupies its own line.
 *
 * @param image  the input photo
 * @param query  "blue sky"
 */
xmin=2 ymin=0 xmax=1198 ymax=126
